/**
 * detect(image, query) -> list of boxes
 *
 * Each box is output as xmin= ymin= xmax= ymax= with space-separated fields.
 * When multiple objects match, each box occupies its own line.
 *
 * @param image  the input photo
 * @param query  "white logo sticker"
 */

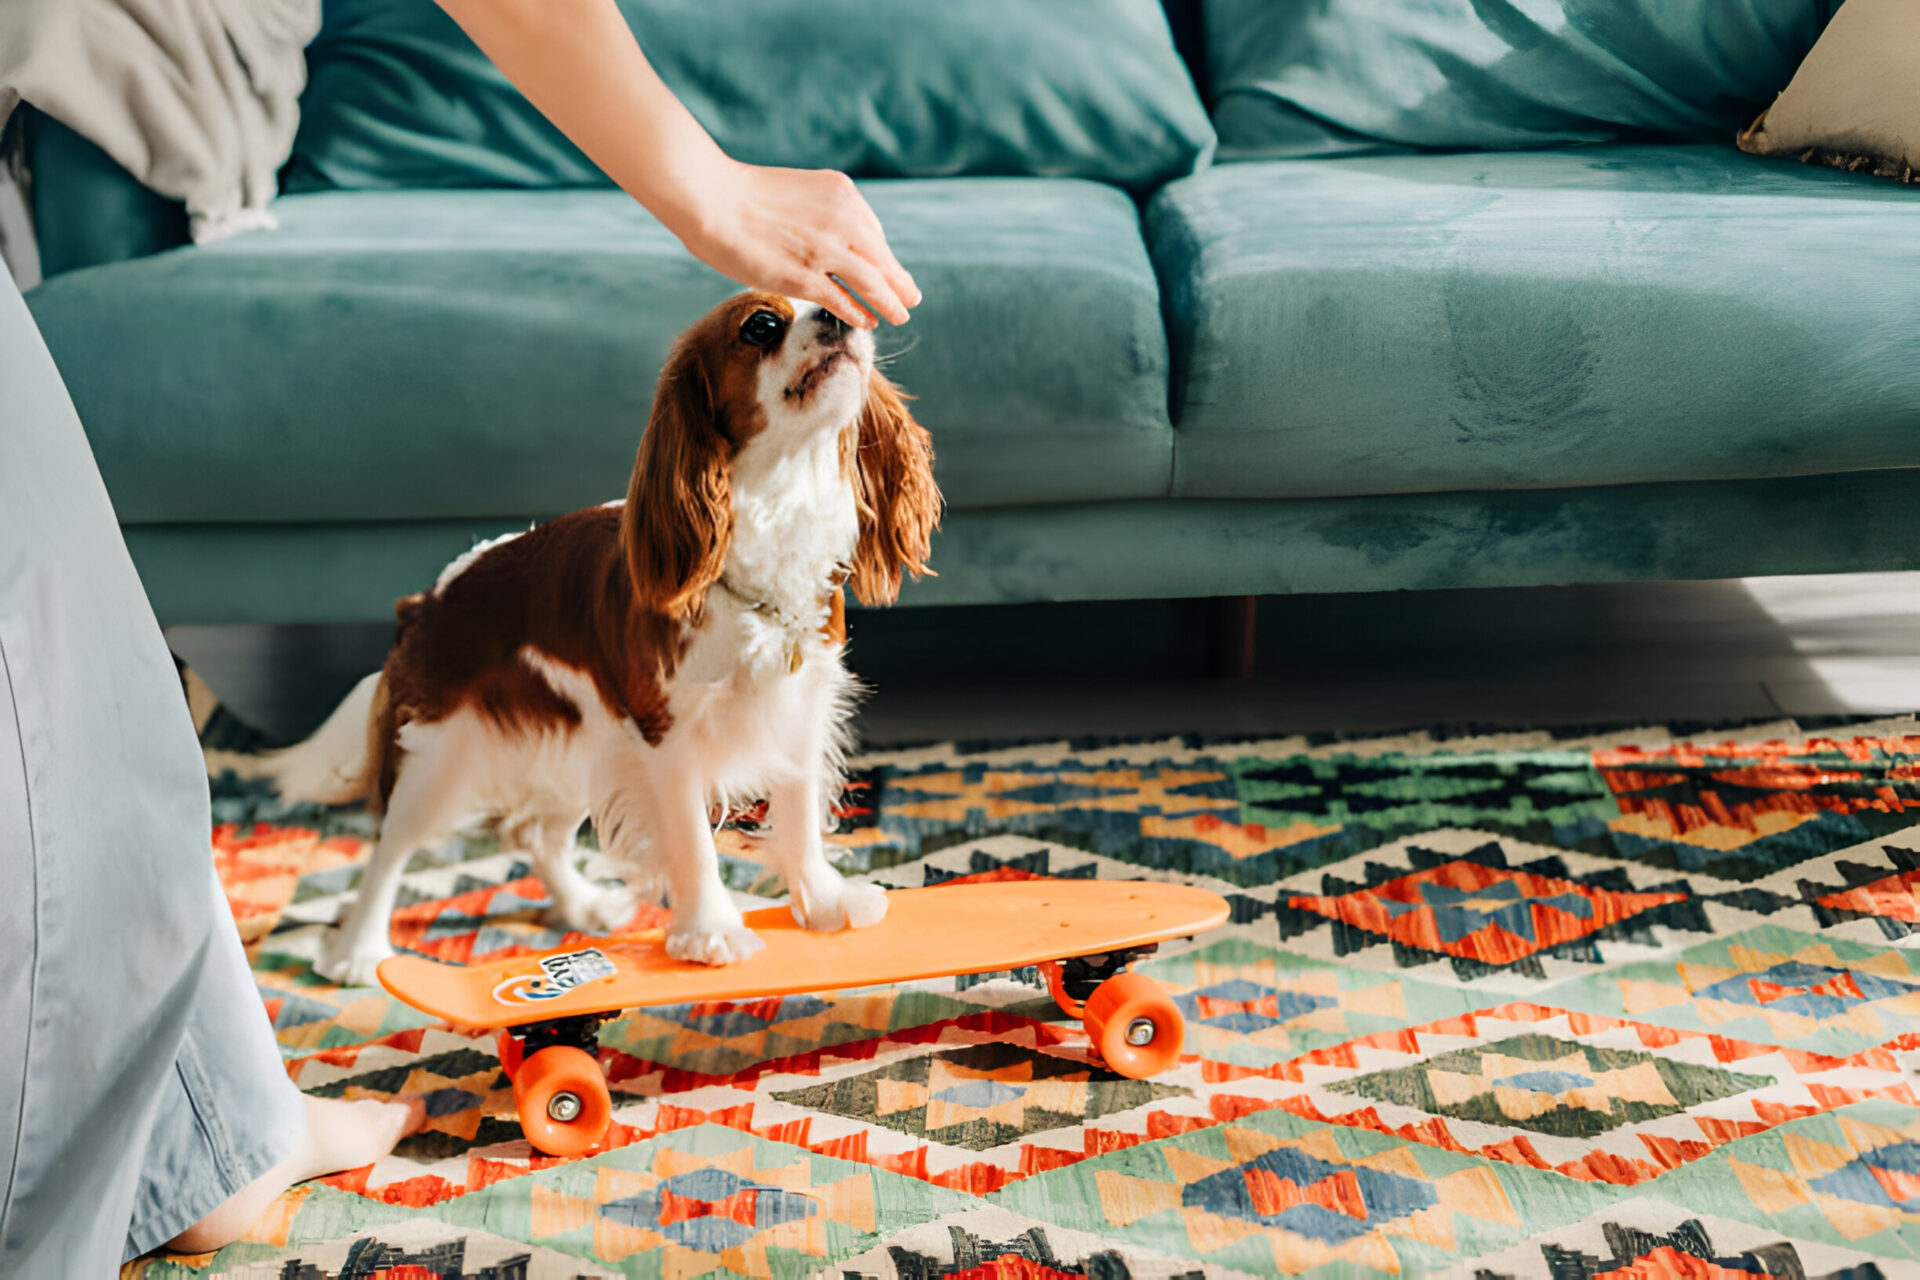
xmin=491 ymin=947 xmax=617 ymax=1006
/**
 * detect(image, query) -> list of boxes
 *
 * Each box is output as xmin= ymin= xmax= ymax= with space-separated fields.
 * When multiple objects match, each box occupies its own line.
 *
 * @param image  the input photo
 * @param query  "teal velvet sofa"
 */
xmin=20 ymin=1 xmax=1920 ymax=627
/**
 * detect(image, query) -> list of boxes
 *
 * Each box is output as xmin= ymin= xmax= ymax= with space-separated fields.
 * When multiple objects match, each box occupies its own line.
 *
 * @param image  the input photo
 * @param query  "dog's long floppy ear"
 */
xmin=623 ymin=340 xmax=733 ymax=620
xmin=847 ymin=372 xmax=940 ymax=606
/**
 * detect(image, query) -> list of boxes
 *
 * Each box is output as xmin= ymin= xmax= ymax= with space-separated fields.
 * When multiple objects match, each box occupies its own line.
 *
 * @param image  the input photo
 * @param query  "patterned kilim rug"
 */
xmin=125 ymin=686 xmax=1920 ymax=1278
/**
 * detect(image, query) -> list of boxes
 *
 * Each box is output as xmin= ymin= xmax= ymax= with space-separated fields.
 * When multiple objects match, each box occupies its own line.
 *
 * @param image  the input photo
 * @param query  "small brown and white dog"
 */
xmin=246 ymin=292 xmax=939 ymax=987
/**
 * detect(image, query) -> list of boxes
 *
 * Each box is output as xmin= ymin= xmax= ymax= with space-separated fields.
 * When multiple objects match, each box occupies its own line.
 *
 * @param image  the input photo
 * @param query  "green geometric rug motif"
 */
xmin=771 ymin=1042 xmax=1188 ymax=1152
xmin=1325 ymin=1032 xmax=1775 ymax=1140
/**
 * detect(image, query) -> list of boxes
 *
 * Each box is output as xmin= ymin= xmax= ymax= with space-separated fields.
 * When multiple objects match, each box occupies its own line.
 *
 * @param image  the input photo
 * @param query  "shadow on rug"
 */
xmin=125 ymin=688 xmax=1920 ymax=1278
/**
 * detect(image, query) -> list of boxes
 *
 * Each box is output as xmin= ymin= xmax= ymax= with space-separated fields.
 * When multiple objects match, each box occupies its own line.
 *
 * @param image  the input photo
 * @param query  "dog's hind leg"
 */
xmin=315 ymin=722 xmax=474 ymax=987
xmin=508 ymin=811 xmax=641 ymax=935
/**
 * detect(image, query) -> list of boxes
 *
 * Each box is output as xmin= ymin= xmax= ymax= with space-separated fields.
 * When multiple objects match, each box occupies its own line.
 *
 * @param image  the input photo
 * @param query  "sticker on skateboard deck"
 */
xmin=379 ymin=879 xmax=1231 ymax=1156
xmin=492 ymin=948 xmax=618 ymax=1006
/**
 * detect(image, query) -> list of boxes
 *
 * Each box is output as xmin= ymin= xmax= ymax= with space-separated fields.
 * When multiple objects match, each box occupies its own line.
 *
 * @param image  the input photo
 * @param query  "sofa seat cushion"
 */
xmin=28 ymin=179 xmax=1173 ymax=524
xmin=1149 ymin=145 xmax=1920 ymax=500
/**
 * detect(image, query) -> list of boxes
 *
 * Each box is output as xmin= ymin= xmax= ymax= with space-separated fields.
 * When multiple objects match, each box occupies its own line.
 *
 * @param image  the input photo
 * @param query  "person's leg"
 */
xmin=122 ymin=871 xmax=311 ymax=1256
xmin=152 ymin=871 xmax=421 ymax=1254
xmin=0 ymin=614 xmax=187 ymax=1274
xmin=129 ymin=870 xmax=424 ymax=1259
xmin=0 ymin=269 xmax=416 ymax=1267
xmin=0 ymin=249 xmax=233 ymax=1274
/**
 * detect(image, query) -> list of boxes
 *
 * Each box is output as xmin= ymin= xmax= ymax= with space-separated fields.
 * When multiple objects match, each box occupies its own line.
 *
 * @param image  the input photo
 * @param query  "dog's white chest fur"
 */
xmin=661 ymin=423 xmax=860 ymax=797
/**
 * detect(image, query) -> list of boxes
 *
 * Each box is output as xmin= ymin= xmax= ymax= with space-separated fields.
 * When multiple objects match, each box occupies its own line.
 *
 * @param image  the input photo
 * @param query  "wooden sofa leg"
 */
xmin=1210 ymin=595 xmax=1258 ymax=679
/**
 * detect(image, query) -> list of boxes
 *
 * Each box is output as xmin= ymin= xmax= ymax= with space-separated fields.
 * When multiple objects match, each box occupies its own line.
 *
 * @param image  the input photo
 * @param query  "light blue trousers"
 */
xmin=0 ymin=271 xmax=304 ymax=1270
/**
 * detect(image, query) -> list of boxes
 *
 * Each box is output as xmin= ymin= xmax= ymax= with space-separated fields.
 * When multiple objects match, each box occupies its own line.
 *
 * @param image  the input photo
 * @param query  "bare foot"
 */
xmin=167 ymin=1094 xmax=425 ymax=1254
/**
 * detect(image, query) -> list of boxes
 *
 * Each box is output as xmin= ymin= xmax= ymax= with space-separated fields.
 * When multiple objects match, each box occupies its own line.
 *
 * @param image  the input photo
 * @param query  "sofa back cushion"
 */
xmin=1158 ymin=0 xmax=1208 ymax=98
xmin=286 ymin=0 xmax=1214 ymax=195
xmin=1206 ymin=0 xmax=1831 ymax=160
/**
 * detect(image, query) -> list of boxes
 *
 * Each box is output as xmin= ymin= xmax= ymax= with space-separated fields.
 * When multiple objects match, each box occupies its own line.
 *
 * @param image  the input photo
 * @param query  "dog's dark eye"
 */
xmin=740 ymin=310 xmax=786 ymax=348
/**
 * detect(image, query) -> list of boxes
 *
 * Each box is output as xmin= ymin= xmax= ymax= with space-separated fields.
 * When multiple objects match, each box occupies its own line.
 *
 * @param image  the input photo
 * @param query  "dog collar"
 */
xmin=715 ymin=577 xmax=847 ymax=672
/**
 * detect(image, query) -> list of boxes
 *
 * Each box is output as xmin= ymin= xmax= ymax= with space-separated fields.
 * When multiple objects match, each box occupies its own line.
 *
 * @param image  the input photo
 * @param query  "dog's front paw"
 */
xmin=314 ymin=933 xmax=393 ymax=988
xmin=790 ymin=877 xmax=888 ymax=932
xmin=665 ymin=922 xmax=765 ymax=966
xmin=545 ymin=883 xmax=642 ymax=935
xmin=840 ymin=880 xmax=888 ymax=929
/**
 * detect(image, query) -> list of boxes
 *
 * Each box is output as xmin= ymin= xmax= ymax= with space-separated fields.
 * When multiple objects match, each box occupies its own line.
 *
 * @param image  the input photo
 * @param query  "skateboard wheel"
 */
xmin=514 ymin=1045 xmax=612 ymax=1158
xmin=496 ymin=1029 xmax=523 ymax=1082
xmin=1082 ymin=971 xmax=1182 ymax=1079
xmin=1039 ymin=960 xmax=1084 ymax=1019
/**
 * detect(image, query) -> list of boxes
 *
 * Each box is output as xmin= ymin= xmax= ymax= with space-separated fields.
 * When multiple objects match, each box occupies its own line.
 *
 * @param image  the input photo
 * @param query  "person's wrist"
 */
xmin=649 ymin=147 xmax=742 ymax=254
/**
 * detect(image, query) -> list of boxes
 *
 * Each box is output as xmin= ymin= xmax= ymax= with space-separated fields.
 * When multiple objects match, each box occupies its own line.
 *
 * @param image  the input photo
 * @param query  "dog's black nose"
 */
xmin=815 ymin=308 xmax=850 ymax=342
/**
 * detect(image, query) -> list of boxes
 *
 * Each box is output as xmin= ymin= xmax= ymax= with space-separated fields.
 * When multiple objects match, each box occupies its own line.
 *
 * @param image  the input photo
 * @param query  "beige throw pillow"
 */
xmin=1738 ymin=0 xmax=1919 ymax=184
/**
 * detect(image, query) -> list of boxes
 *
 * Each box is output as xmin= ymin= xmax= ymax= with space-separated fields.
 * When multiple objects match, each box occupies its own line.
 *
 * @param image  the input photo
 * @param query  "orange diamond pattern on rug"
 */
xmin=252 ymin=951 xmax=443 ymax=1060
xmin=1287 ymin=859 xmax=1684 ymax=967
xmin=1819 ymin=867 xmax=1920 ymax=925
xmin=213 ymin=822 xmax=363 ymax=951
xmin=1594 ymin=738 xmax=1920 ymax=882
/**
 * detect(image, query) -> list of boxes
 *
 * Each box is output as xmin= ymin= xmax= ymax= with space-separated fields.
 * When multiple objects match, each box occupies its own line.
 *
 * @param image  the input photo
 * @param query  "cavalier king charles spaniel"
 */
xmin=246 ymin=292 xmax=939 ymax=986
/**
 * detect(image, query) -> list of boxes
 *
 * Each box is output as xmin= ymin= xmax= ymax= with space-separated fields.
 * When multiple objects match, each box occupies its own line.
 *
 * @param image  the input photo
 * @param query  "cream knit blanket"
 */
xmin=0 ymin=0 xmax=319 ymax=242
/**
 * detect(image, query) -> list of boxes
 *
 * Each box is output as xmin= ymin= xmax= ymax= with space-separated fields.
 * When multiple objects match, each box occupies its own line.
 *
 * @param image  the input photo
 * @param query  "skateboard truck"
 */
xmin=1040 ymin=944 xmax=1159 ymax=1015
xmin=510 ymin=1012 xmax=606 ymax=1059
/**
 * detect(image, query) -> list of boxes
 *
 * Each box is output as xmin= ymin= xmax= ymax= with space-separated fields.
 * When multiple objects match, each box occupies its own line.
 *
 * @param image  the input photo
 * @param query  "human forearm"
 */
xmin=433 ymin=0 xmax=919 ymax=326
xmin=434 ymin=0 xmax=720 ymax=233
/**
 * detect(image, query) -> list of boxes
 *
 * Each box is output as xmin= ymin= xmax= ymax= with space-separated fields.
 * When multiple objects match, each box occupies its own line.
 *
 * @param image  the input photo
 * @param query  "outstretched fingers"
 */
xmin=828 ymin=253 xmax=910 ymax=328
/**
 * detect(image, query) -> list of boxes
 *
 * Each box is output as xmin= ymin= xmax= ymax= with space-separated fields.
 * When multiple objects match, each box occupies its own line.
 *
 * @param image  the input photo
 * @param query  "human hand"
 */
xmin=671 ymin=158 xmax=921 ymax=329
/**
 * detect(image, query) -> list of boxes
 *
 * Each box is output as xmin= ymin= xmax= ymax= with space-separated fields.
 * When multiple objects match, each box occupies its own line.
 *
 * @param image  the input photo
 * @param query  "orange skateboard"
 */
xmin=378 ymin=880 xmax=1231 ymax=1156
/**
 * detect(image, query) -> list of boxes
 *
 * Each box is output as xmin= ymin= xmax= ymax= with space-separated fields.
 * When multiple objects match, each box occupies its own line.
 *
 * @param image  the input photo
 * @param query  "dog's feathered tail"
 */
xmin=205 ymin=670 xmax=383 ymax=806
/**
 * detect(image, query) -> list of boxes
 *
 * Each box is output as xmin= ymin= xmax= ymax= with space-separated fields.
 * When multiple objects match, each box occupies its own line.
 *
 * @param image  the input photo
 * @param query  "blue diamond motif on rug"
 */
xmin=1183 ymin=1146 xmax=1439 ymax=1245
xmin=1174 ymin=979 xmax=1338 ymax=1034
xmin=671 ymin=994 xmax=835 ymax=1038
xmin=1695 ymin=961 xmax=1920 ymax=1018
xmin=1811 ymin=1140 xmax=1920 ymax=1212
xmin=1495 ymin=1069 xmax=1594 ymax=1094
xmin=600 ymin=1167 xmax=818 ymax=1251
xmin=932 ymin=1079 xmax=1027 ymax=1109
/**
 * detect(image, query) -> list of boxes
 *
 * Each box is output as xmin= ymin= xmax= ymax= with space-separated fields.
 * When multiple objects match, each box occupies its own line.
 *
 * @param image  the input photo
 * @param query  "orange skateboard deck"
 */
xmin=379 ymin=880 xmax=1229 ymax=1030
xmin=377 ymin=880 xmax=1230 ymax=1156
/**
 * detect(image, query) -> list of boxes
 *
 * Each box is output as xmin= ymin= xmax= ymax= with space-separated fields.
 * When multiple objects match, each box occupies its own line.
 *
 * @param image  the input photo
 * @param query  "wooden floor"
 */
xmin=167 ymin=572 xmax=1920 ymax=750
